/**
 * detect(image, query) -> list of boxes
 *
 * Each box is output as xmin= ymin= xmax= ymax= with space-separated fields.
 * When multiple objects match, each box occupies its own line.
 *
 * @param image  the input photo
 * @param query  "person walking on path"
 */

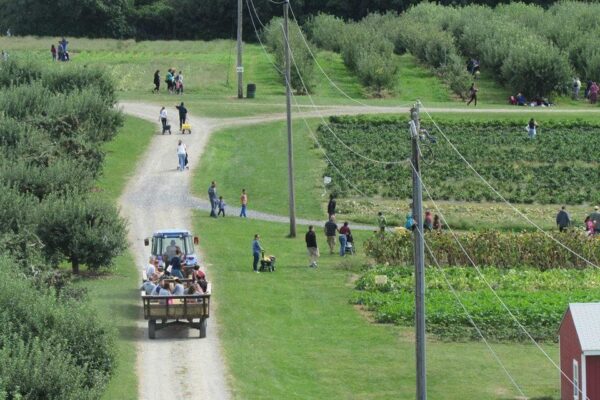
xmin=339 ymin=221 xmax=351 ymax=256
xmin=153 ymin=70 xmax=160 ymax=93
xmin=305 ymin=225 xmax=319 ymax=268
xmin=252 ymin=234 xmax=262 ymax=273
xmin=556 ymin=206 xmax=571 ymax=232
xmin=208 ymin=181 xmax=218 ymax=218
xmin=217 ymin=196 xmax=226 ymax=217
xmin=240 ymin=189 xmax=248 ymax=217
xmin=50 ymin=44 xmax=56 ymax=61
xmin=378 ymin=212 xmax=387 ymax=235
xmin=176 ymin=140 xmax=187 ymax=171
xmin=466 ymin=83 xmax=478 ymax=106
xmin=175 ymin=102 xmax=187 ymax=131
xmin=159 ymin=107 xmax=170 ymax=134
xmin=324 ymin=216 xmax=338 ymax=254
xmin=527 ymin=118 xmax=539 ymax=139
xmin=327 ymin=194 xmax=336 ymax=218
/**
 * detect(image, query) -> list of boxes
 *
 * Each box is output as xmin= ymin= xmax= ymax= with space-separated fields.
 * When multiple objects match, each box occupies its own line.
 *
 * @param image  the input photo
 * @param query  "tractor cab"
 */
xmin=145 ymin=229 xmax=199 ymax=266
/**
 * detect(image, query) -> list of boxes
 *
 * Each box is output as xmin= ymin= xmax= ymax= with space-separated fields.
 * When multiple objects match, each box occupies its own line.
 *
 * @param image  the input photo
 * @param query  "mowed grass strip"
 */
xmin=195 ymin=216 xmax=559 ymax=399
xmin=194 ymin=119 xmax=325 ymax=219
xmin=75 ymin=116 xmax=156 ymax=400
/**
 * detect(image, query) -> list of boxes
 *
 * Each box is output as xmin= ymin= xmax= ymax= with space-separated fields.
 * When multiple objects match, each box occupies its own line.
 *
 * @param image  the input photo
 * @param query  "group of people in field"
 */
xmin=572 ymin=77 xmax=600 ymax=103
xmin=207 ymin=181 xmax=248 ymax=219
xmin=50 ymin=38 xmax=70 ymax=61
xmin=153 ymin=69 xmax=184 ymax=94
xmin=555 ymin=205 xmax=600 ymax=236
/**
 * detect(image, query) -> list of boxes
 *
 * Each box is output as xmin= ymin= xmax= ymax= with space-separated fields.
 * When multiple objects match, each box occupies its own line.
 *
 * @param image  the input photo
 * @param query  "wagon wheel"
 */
xmin=199 ymin=318 xmax=207 ymax=339
xmin=148 ymin=320 xmax=156 ymax=339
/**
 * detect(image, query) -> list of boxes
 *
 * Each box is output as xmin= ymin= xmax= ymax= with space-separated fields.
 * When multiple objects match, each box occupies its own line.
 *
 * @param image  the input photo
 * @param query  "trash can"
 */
xmin=247 ymin=83 xmax=256 ymax=99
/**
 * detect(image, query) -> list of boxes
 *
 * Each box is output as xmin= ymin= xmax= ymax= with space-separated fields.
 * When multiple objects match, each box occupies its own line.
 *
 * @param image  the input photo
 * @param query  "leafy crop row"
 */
xmin=353 ymin=265 xmax=600 ymax=341
xmin=318 ymin=116 xmax=600 ymax=204
xmin=365 ymin=230 xmax=600 ymax=270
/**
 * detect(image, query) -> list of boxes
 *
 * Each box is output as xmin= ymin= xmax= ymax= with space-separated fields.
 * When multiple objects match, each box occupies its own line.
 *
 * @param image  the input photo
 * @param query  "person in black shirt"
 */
xmin=175 ymin=102 xmax=188 ymax=131
xmin=324 ymin=217 xmax=338 ymax=254
xmin=327 ymin=194 xmax=336 ymax=218
xmin=305 ymin=225 xmax=319 ymax=268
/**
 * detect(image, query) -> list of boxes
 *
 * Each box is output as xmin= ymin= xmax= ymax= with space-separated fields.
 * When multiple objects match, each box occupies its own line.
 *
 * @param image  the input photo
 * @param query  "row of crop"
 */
xmin=364 ymin=230 xmax=600 ymax=270
xmin=0 ymin=59 xmax=123 ymax=399
xmin=356 ymin=265 xmax=600 ymax=293
xmin=317 ymin=117 xmax=600 ymax=204
xmin=353 ymin=286 xmax=599 ymax=342
xmin=353 ymin=265 xmax=600 ymax=341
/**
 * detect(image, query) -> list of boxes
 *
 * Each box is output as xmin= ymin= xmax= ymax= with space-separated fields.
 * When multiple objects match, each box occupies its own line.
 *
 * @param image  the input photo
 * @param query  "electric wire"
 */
xmin=421 ymin=105 xmax=600 ymax=271
xmin=416 ymin=224 xmax=527 ymax=398
xmin=248 ymin=0 xmax=412 ymax=165
xmin=245 ymin=2 xmax=585 ymax=393
xmin=409 ymin=159 xmax=589 ymax=399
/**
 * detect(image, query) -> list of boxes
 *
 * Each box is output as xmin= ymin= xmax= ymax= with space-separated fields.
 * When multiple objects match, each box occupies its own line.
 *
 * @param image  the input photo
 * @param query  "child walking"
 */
xmin=217 ymin=196 xmax=226 ymax=217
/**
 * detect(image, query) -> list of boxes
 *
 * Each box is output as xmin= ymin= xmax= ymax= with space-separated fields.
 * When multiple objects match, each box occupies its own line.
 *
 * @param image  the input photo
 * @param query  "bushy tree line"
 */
xmin=262 ymin=17 xmax=316 ymax=94
xmin=0 ymin=60 xmax=126 ymax=274
xmin=306 ymin=13 xmax=400 ymax=96
xmin=0 ymin=59 xmax=125 ymax=399
xmin=0 ymin=0 xmax=561 ymax=40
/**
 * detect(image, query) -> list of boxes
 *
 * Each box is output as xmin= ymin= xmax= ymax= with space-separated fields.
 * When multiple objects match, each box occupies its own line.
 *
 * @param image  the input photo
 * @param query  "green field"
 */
xmin=195 ymin=216 xmax=559 ymax=399
xmin=7 ymin=33 xmax=597 ymax=400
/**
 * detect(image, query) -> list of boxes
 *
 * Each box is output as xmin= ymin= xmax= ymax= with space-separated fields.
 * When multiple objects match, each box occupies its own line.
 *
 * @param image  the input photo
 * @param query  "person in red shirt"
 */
xmin=339 ymin=222 xmax=351 ymax=256
xmin=240 ymin=189 xmax=248 ymax=217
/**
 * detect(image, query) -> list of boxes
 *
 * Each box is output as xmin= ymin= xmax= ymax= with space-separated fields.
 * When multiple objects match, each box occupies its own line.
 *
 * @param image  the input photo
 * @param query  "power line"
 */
xmin=409 ymin=159 xmax=590 ymax=400
xmin=417 ymin=225 xmax=527 ymax=398
xmin=248 ymin=0 xmax=412 ymax=165
xmin=421 ymin=105 xmax=600 ymax=271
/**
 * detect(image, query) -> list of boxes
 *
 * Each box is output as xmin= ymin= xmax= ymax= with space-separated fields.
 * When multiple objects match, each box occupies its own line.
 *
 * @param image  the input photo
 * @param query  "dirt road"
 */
xmin=119 ymin=102 xmax=230 ymax=400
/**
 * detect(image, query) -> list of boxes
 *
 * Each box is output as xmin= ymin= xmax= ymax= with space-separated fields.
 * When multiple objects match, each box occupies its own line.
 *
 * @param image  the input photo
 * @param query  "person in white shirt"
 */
xmin=145 ymin=257 xmax=157 ymax=279
xmin=177 ymin=140 xmax=187 ymax=171
xmin=159 ymin=107 xmax=170 ymax=134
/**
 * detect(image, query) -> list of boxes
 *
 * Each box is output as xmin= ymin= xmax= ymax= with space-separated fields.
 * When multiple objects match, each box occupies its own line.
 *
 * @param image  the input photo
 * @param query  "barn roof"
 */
xmin=568 ymin=303 xmax=600 ymax=352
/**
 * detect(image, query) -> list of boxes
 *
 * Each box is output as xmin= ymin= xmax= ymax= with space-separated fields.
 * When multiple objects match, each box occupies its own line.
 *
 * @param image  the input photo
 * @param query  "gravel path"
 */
xmin=119 ymin=102 xmax=230 ymax=400
xmin=119 ymin=100 xmax=596 ymax=399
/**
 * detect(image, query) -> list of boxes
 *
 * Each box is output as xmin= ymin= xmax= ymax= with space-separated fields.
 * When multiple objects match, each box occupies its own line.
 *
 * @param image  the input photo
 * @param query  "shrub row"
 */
xmin=306 ymin=13 xmax=399 ymax=96
xmin=365 ymin=230 xmax=600 ymax=270
xmin=403 ymin=3 xmax=573 ymax=97
xmin=262 ymin=17 xmax=316 ymax=94
xmin=0 ymin=60 xmax=123 ymax=399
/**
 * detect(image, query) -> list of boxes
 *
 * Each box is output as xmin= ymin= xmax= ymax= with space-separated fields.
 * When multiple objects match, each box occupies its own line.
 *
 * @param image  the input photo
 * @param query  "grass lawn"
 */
xmin=74 ymin=115 xmax=156 ymax=400
xmin=195 ymin=216 xmax=559 ymax=399
xmin=194 ymin=118 xmax=325 ymax=219
xmin=6 ymin=36 xmax=595 ymax=120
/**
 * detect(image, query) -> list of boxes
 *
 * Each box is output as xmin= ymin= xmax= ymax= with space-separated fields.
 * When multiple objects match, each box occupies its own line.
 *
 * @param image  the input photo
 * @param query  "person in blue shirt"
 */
xmin=252 ymin=234 xmax=263 ymax=273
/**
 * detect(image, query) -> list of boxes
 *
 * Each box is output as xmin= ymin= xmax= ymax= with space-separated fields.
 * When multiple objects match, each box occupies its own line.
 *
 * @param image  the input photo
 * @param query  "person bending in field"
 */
xmin=466 ymin=83 xmax=478 ymax=106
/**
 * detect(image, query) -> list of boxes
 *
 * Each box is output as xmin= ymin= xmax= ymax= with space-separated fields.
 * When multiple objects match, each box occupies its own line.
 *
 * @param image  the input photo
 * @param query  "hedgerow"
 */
xmin=262 ymin=17 xmax=316 ymax=94
xmin=365 ymin=230 xmax=600 ymax=270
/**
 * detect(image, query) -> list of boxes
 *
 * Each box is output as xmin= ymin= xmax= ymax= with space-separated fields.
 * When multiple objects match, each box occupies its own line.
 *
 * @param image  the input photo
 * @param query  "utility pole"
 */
xmin=409 ymin=101 xmax=426 ymax=400
xmin=283 ymin=0 xmax=297 ymax=237
xmin=236 ymin=0 xmax=243 ymax=98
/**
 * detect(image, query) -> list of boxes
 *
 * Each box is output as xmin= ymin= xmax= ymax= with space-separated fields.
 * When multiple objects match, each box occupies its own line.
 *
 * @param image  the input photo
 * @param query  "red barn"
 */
xmin=559 ymin=303 xmax=600 ymax=400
